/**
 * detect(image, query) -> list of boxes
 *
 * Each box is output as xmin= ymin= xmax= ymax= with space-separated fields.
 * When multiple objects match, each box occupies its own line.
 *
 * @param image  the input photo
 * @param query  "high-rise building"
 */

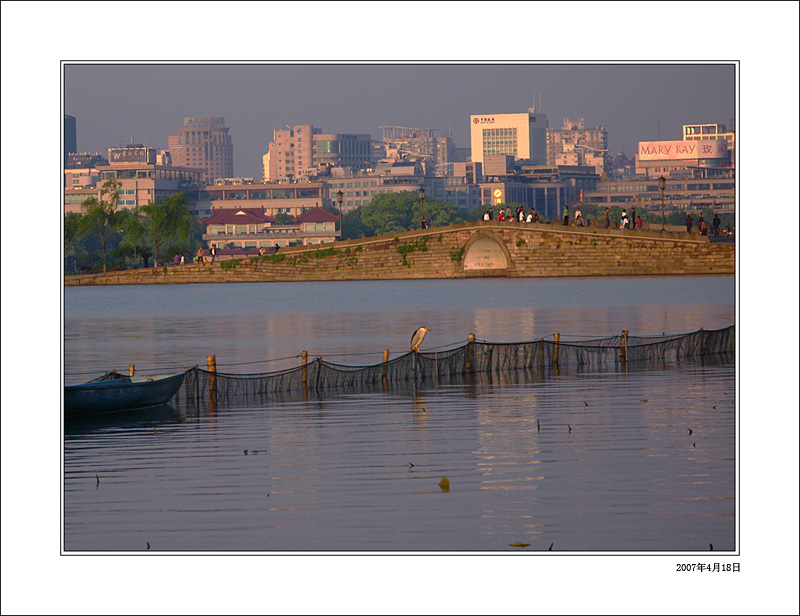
xmin=469 ymin=109 xmax=549 ymax=166
xmin=263 ymin=125 xmax=372 ymax=181
xmin=683 ymin=123 xmax=735 ymax=163
xmin=168 ymin=117 xmax=234 ymax=184
xmin=547 ymin=117 xmax=609 ymax=176
xmin=64 ymin=114 xmax=77 ymax=168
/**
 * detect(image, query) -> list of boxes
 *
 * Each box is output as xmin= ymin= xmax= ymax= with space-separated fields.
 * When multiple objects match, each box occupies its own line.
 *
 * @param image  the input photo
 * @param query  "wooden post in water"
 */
xmin=553 ymin=333 xmax=560 ymax=366
xmin=207 ymin=354 xmax=217 ymax=410
xmin=301 ymin=350 xmax=308 ymax=398
xmin=619 ymin=330 xmax=629 ymax=364
xmin=382 ymin=349 xmax=390 ymax=390
xmin=128 ymin=364 xmax=135 ymax=377
xmin=539 ymin=338 xmax=544 ymax=370
xmin=465 ymin=333 xmax=476 ymax=375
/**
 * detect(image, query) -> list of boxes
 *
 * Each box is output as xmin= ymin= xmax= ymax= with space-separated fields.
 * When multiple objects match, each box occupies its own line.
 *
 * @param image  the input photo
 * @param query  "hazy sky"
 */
xmin=64 ymin=62 xmax=734 ymax=179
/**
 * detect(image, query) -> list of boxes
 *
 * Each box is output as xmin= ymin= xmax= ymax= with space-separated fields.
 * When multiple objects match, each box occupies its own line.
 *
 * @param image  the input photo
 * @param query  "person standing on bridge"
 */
xmin=712 ymin=213 xmax=721 ymax=236
xmin=563 ymin=205 xmax=569 ymax=226
xmin=685 ymin=214 xmax=694 ymax=234
xmin=604 ymin=207 xmax=611 ymax=229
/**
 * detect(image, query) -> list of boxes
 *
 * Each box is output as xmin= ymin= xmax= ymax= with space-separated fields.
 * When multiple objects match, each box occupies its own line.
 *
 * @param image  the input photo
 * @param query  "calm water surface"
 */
xmin=63 ymin=277 xmax=736 ymax=552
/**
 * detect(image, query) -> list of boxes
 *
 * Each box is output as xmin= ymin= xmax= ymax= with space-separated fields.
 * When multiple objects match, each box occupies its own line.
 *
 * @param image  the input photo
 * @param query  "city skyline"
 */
xmin=63 ymin=62 xmax=735 ymax=179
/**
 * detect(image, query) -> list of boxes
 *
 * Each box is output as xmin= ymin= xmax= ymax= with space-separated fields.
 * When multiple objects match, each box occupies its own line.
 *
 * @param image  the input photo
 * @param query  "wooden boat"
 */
xmin=64 ymin=371 xmax=186 ymax=417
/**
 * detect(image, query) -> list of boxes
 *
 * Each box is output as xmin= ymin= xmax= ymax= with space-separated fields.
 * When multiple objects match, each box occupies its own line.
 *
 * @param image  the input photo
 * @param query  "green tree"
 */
xmin=77 ymin=178 xmax=126 ymax=272
xmin=414 ymin=198 xmax=464 ymax=228
xmin=79 ymin=199 xmax=120 ymax=273
xmin=274 ymin=212 xmax=293 ymax=225
xmin=341 ymin=209 xmax=369 ymax=240
xmin=64 ymin=212 xmax=87 ymax=273
xmin=141 ymin=193 xmax=193 ymax=266
xmin=118 ymin=207 xmax=147 ymax=268
xmin=359 ymin=192 xmax=416 ymax=235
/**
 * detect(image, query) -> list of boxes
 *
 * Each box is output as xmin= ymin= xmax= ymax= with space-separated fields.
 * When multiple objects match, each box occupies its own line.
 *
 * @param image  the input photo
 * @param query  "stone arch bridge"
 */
xmin=65 ymin=221 xmax=735 ymax=286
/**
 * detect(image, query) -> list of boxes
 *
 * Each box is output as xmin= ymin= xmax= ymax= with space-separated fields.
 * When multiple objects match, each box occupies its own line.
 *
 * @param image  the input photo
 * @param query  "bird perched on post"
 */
xmin=410 ymin=327 xmax=429 ymax=352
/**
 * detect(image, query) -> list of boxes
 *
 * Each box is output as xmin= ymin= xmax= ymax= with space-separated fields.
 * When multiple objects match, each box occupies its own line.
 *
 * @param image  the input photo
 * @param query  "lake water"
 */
xmin=63 ymin=276 xmax=736 ymax=552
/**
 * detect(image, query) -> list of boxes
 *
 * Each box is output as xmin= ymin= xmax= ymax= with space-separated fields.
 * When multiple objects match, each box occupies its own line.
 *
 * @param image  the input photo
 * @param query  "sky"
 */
xmin=63 ymin=62 xmax=735 ymax=179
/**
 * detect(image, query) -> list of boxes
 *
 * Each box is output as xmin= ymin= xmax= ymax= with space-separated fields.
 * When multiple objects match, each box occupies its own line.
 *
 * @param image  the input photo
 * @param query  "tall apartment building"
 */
xmin=469 ymin=109 xmax=549 ymax=166
xmin=64 ymin=114 xmax=77 ymax=168
xmin=168 ymin=117 xmax=234 ymax=184
xmin=263 ymin=124 xmax=372 ymax=181
xmin=683 ymin=123 xmax=735 ymax=162
xmin=547 ymin=117 xmax=609 ymax=176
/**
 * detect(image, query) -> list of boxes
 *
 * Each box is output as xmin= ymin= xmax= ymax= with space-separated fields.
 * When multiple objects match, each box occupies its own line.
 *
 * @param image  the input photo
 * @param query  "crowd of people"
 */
xmin=482 ymin=206 xmax=542 ymax=224
xmin=480 ymin=205 xmax=727 ymax=236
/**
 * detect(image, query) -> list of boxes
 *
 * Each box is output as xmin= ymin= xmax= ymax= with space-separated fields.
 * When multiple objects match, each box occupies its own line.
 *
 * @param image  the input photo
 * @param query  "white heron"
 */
xmin=410 ymin=326 xmax=429 ymax=352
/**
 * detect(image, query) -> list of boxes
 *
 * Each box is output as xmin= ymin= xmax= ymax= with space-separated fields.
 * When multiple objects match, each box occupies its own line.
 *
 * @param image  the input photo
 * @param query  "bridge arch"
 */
xmin=461 ymin=230 xmax=513 ymax=276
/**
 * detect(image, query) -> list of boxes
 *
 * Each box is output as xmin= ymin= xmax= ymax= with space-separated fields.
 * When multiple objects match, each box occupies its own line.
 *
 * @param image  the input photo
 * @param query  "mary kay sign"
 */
xmin=638 ymin=139 xmax=727 ymax=161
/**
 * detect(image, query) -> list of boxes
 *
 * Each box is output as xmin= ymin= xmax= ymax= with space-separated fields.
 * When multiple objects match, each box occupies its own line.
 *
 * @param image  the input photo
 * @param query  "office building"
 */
xmin=203 ymin=178 xmax=329 ymax=218
xmin=469 ymin=109 xmax=549 ymax=167
xmin=65 ymin=144 xmax=203 ymax=214
xmin=168 ymin=117 xmax=234 ymax=184
xmin=64 ymin=114 xmax=77 ymax=168
xmin=264 ymin=125 xmax=372 ymax=181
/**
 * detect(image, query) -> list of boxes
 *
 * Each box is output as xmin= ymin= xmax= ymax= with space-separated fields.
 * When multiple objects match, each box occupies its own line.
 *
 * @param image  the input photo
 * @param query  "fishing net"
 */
xmin=174 ymin=326 xmax=734 ymax=405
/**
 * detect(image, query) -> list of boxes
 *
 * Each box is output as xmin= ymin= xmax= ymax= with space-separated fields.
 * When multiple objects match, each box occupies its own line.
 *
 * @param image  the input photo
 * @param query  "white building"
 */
xmin=469 ymin=110 xmax=549 ymax=166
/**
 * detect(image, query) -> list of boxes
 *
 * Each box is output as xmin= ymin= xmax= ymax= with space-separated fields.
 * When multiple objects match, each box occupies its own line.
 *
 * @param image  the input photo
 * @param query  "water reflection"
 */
xmin=63 ymin=278 xmax=735 ymax=552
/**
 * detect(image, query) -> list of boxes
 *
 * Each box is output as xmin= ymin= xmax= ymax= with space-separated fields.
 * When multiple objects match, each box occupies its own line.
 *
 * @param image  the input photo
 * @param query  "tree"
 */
xmin=64 ymin=212 xmax=87 ymax=273
xmin=340 ymin=190 xmax=480 ymax=240
xmin=141 ymin=193 xmax=193 ymax=267
xmin=359 ymin=192 xmax=416 ymax=236
xmin=274 ymin=212 xmax=293 ymax=225
xmin=78 ymin=178 xmax=126 ymax=272
xmin=118 ymin=207 xmax=147 ymax=269
xmin=79 ymin=199 xmax=119 ymax=273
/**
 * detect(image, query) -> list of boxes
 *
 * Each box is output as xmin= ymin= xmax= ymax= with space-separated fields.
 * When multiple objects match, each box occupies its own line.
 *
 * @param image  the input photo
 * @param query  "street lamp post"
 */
xmin=336 ymin=190 xmax=344 ymax=239
xmin=658 ymin=176 xmax=667 ymax=232
xmin=418 ymin=187 xmax=426 ymax=228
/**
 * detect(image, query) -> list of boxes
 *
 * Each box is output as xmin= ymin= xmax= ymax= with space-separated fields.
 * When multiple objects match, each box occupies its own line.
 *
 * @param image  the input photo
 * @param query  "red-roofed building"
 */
xmin=201 ymin=206 xmax=340 ymax=251
xmin=294 ymin=207 xmax=341 ymax=235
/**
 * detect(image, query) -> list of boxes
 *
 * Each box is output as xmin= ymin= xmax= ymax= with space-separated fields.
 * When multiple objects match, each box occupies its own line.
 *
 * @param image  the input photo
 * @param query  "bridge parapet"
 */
xmin=66 ymin=220 xmax=733 ymax=286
